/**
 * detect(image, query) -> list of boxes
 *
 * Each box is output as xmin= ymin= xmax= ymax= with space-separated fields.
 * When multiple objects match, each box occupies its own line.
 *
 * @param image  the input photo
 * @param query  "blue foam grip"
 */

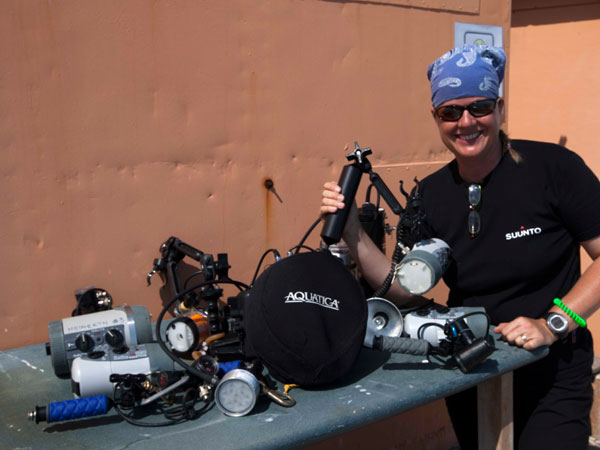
xmin=48 ymin=395 xmax=109 ymax=423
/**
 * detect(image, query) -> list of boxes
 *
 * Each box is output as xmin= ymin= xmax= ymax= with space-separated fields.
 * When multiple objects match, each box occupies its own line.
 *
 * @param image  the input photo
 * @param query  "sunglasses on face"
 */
xmin=434 ymin=99 xmax=498 ymax=122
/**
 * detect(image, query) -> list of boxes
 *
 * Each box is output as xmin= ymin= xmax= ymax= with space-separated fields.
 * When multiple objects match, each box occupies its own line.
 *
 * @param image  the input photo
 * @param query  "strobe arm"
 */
xmin=147 ymin=236 xmax=205 ymax=287
xmin=147 ymin=237 xmax=231 ymax=295
xmin=367 ymin=171 xmax=402 ymax=217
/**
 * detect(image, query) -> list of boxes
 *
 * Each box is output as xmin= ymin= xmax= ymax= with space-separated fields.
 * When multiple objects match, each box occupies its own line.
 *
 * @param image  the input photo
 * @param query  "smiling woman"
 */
xmin=432 ymin=95 xmax=504 ymax=182
xmin=421 ymin=45 xmax=600 ymax=450
xmin=427 ymin=46 xmax=506 ymax=183
xmin=319 ymin=44 xmax=600 ymax=450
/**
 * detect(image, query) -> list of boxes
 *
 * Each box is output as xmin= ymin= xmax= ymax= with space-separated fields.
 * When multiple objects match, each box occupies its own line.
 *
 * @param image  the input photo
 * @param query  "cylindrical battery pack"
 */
xmin=321 ymin=164 xmax=363 ymax=245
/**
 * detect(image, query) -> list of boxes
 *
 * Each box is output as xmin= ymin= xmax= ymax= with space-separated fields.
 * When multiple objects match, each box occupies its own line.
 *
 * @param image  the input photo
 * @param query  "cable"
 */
xmin=417 ymin=322 xmax=445 ymax=340
xmin=183 ymin=271 xmax=205 ymax=290
xmin=162 ymin=388 xmax=201 ymax=421
xmin=294 ymin=217 xmax=322 ymax=254
xmin=111 ymin=376 xmax=213 ymax=427
xmin=113 ymin=398 xmax=211 ymax=427
xmin=364 ymin=183 xmax=381 ymax=209
xmin=112 ymin=382 xmax=181 ymax=427
xmin=365 ymin=183 xmax=373 ymax=203
xmin=183 ymin=271 xmax=249 ymax=291
xmin=287 ymin=244 xmax=316 ymax=254
xmin=251 ymin=249 xmax=281 ymax=286
xmin=226 ymin=279 xmax=250 ymax=291
xmin=416 ymin=311 xmax=490 ymax=340
xmin=113 ymin=402 xmax=180 ymax=427
xmin=373 ymin=232 xmax=405 ymax=297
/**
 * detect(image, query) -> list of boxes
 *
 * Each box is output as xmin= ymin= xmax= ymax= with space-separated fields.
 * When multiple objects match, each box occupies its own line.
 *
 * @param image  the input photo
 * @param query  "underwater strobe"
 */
xmin=394 ymin=238 xmax=451 ymax=295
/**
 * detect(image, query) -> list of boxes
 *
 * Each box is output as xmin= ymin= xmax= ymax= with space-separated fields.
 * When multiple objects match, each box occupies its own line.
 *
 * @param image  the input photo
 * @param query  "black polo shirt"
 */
xmin=419 ymin=140 xmax=600 ymax=324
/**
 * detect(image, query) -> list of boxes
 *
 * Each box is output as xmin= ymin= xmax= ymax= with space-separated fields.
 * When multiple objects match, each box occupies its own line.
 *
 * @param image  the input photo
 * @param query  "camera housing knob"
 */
xmin=75 ymin=334 xmax=95 ymax=352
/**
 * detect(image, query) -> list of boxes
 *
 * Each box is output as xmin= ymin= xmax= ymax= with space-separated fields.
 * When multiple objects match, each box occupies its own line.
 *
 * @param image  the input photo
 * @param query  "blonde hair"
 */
xmin=500 ymin=130 xmax=522 ymax=164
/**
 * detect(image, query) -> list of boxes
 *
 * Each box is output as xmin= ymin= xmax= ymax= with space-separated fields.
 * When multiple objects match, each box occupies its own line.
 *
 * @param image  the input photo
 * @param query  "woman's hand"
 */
xmin=320 ymin=181 xmax=361 ymax=243
xmin=494 ymin=317 xmax=557 ymax=350
xmin=320 ymin=181 xmax=345 ymax=216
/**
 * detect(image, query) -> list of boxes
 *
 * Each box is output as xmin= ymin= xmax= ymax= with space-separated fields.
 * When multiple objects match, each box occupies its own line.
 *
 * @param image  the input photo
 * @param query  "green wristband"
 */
xmin=553 ymin=298 xmax=587 ymax=328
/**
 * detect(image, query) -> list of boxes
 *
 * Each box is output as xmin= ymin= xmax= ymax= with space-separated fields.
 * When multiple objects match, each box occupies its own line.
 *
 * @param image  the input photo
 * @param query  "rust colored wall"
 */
xmin=508 ymin=0 xmax=600 ymax=353
xmin=0 ymin=0 xmax=510 ymax=349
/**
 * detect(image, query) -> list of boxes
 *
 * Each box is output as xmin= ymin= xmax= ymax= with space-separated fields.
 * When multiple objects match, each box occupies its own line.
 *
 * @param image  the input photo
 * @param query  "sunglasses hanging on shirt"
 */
xmin=468 ymin=184 xmax=481 ymax=238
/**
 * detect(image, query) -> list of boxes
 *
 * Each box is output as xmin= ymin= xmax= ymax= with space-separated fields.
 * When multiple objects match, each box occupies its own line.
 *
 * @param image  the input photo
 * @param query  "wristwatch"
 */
xmin=545 ymin=312 xmax=569 ymax=340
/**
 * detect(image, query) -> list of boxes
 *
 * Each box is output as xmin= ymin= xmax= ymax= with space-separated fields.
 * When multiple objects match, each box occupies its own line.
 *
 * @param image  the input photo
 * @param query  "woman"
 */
xmin=320 ymin=45 xmax=600 ymax=449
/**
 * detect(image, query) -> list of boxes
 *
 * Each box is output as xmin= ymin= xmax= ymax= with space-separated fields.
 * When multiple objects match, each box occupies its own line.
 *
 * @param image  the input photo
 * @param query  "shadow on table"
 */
xmin=43 ymin=414 xmax=124 ymax=433
xmin=382 ymin=355 xmax=500 ymax=375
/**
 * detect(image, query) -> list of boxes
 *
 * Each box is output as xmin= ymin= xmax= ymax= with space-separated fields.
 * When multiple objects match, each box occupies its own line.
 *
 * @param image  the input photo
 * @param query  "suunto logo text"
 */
xmin=505 ymin=227 xmax=542 ymax=241
xmin=284 ymin=291 xmax=340 ymax=311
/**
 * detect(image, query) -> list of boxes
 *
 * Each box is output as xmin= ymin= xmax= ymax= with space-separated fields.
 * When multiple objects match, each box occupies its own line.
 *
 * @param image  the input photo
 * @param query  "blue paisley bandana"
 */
xmin=427 ymin=45 xmax=506 ymax=108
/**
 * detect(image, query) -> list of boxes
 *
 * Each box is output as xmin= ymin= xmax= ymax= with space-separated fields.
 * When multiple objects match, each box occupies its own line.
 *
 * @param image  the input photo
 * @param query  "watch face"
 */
xmin=547 ymin=313 xmax=569 ymax=334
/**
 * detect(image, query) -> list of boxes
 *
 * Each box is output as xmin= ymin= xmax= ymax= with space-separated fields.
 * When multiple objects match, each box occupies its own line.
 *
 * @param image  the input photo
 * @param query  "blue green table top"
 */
xmin=0 ymin=335 xmax=547 ymax=450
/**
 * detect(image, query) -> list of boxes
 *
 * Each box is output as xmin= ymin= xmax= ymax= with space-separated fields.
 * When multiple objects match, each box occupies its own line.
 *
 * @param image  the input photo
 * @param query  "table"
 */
xmin=0 ymin=335 xmax=547 ymax=450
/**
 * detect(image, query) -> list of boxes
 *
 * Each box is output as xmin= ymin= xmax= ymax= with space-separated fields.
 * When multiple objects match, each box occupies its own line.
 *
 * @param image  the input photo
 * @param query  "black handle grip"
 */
xmin=320 ymin=164 xmax=363 ymax=245
xmin=373 ymin=335 xmax=431 ymax=355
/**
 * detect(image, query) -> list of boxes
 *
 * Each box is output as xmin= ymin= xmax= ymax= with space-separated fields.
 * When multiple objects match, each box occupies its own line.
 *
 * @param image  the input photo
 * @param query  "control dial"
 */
xmin=75 ymin=334 xmax=95 ymax=352
xmin=104 ymin=329 xmax=124 ymax=348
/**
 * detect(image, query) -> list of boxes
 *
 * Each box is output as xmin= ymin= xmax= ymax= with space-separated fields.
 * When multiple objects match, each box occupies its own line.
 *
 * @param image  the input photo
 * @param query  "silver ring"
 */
xmin=520 ymin=334 xmax=528 ymax=343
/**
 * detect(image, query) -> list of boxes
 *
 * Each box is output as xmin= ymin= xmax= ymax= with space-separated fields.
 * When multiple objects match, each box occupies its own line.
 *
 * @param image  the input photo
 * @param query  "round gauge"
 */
xmin=214 ymin=369 xmax=260 ymax=417
xmin=166 ymin=317 xmax=199 ymax=354
xmin=193 ymin=355 xmax=219 ymax=375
